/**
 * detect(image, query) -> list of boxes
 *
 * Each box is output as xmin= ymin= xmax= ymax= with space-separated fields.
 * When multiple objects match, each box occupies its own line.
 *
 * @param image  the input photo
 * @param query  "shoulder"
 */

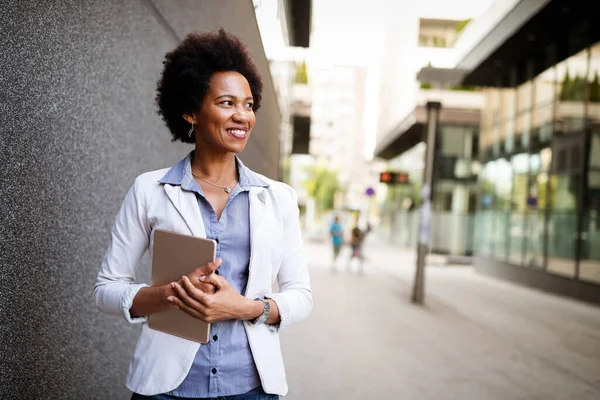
xmin=252 ymin=171 xmax=298 ymax=203
xmin=133 ymin=168 xmax=170 ymax=188
xmin=128 ymin=168 xmax=171 ymax=200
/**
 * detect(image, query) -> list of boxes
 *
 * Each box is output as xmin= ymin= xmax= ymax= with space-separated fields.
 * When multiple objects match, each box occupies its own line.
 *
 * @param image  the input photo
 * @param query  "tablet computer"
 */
xmin=148 ymin=229 xmax=216 ymax=344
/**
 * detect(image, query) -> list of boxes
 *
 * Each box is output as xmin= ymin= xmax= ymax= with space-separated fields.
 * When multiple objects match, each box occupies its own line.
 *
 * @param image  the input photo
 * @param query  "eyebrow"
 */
xmin=215 ymin=94 xmax=254 ymax=101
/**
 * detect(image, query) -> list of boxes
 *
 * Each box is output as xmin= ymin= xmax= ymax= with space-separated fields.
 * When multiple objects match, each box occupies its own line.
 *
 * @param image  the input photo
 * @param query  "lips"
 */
xmin=226 ymin=128 xmax=248 ymax=139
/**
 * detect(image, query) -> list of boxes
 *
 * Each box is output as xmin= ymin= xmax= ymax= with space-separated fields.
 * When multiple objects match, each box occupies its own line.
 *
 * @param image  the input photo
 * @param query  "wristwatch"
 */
xmin=250 ymin=298 xmax=270 ymax=325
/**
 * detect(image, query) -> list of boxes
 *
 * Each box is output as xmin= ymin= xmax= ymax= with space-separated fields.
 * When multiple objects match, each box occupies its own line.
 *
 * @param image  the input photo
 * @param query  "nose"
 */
xmin=232 ymin=108 xmax=248 ymax=123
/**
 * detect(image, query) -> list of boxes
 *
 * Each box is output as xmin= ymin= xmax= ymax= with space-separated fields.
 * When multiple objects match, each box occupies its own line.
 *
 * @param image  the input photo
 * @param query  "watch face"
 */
xmin=251 ymin=298 xmax=269 ymax=325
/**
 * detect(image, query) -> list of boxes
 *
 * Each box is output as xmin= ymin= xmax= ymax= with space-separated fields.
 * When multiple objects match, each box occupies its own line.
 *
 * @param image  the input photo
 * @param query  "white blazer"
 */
xmin=94 ymin=166 xmax=312 ymax=396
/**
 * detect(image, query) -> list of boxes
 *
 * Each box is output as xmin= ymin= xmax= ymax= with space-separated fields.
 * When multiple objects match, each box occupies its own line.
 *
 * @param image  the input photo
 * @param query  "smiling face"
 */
xmin=186 ymin=71 xmax=256 ymax=154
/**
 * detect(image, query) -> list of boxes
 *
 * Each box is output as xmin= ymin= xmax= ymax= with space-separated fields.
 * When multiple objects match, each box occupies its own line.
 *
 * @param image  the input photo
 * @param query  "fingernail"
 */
xmin=199 ymin=276 xmax=206 ymax=281
xmin=170 ymin=283 xmax=176 ymax=288
xmin=167 ymin=297 xmax=174 ymax=302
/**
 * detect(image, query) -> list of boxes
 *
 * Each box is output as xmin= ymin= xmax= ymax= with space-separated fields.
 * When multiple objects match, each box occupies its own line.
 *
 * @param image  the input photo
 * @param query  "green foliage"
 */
xmin=420 ymin=82 xmax=433 ymax=89
xmin=295 ymin=60 xmax=308 ymax=84
xmin=456 ymin=19 xmax=471 ymax=33
xmin=559 ymin=68 xmax=571 ymax=100
xmin=450 ymin=84 xmax=477 ymax=91
xmin=303 ymin=165 xmax=339 ymax=212
xmin=282 ymin=158 xmax=291 ymax=185
xmin=590 ymin=71 xmax=600 ymax=102
xmin=559 ymin=67 xmax=600 ymax=102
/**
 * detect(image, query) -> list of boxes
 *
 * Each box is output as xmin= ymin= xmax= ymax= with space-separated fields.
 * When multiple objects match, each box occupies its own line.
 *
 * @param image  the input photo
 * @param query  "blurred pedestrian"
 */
xmin=94 ymin=29 xmax=312 ymax=400
xmin=347 ymin=215 xmax=366 ymax=273
xmin=329 ymin=215 xmax=344 ymax=270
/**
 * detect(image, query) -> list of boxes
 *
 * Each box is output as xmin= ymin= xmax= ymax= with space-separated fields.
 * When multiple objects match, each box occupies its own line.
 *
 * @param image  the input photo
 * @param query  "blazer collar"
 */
xmin=160 ymin=152 xmax=269 ymax=238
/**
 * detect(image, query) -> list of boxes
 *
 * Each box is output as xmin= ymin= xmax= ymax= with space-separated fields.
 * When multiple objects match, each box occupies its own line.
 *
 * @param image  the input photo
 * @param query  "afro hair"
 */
xmin=155 ymin=28 xmax=263 ymax=143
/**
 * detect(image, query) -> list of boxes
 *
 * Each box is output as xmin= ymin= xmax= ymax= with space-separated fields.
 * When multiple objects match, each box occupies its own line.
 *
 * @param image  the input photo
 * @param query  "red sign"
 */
xmin=379 ymin=171 xmax=409 ymax=185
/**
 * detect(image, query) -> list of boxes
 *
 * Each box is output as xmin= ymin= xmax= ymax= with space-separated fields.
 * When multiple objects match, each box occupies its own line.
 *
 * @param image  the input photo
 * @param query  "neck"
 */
xmin=191 ymin=146 xmax=237 ymax=179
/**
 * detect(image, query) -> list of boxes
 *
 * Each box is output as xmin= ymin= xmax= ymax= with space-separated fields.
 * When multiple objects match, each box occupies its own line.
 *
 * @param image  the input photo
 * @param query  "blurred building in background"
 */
xmin=373 ymin=3 xmax=485 ymax=256
xmin=258 ymin=0 xmax=381 ymax=233
xmin=453 ymin=0 xmax=600 ymax=303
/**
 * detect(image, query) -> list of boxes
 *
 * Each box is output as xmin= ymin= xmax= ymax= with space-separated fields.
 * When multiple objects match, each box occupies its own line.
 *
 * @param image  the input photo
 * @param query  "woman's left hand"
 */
xmin=167 ymin=274 xmax=253 ymax=323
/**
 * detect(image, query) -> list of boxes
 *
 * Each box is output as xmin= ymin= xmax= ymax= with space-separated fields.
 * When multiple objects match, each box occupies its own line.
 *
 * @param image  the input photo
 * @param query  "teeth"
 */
xmin=228 ymin=129 xmax=246 ymax=135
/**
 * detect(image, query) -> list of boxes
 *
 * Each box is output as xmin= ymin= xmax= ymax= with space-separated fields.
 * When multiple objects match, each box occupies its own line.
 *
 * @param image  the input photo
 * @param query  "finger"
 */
xmin=197 ymin=282 xmax=216 ymax=294
xmin=167 ymin=296 xmax=207 ymax=321
xmin=171 ymin=281 xmax=207 ymax=311
xmin=200 ymin=272 xmax=225 ymax=289
xmin=195 ymin=258 xmax=222 ymax=277
xmin=181 ymin=276 xmax=210 ymax=304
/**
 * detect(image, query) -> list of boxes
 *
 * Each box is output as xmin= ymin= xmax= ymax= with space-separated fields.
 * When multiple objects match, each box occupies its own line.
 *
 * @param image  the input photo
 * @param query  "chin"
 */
xmin=225 ymin=143 xmax=248 ymax=154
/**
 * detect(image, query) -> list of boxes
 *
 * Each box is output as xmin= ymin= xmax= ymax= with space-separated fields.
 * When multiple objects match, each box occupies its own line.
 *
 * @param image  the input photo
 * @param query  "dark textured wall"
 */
xmin=0 ymin=1 xmax=280 ymax=398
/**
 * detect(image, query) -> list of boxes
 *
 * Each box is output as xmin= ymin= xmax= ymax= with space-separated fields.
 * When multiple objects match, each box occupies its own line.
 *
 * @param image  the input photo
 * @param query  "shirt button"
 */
xmin=213 ymin=335 xmax=218 ymax=341
xmin=211 ymin=368 xmax=217 ymax=374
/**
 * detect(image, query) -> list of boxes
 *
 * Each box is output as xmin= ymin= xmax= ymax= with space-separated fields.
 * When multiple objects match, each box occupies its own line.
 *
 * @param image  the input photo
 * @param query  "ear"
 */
xmin=182 ymin=113 xmax=195 ymax=124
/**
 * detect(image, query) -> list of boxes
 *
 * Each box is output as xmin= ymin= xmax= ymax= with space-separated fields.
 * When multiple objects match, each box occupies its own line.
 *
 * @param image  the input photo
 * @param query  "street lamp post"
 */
xmin=412 ymin=101 xmax=441 ymax=304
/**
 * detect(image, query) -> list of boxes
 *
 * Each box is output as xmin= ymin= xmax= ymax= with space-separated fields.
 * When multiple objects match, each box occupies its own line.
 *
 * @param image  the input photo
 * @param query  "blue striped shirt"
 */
xmin=159 ymin=152 xmax=269 ymax=397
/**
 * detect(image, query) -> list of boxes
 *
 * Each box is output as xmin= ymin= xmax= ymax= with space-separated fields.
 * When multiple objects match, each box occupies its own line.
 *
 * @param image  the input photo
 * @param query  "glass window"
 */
xmin=501 ymin=89 xmax=516 ymax=153
xmin=523 ymin=152 xmax=547 ymax=269
xmin=492 ymin=158 xmax=513 ymax=262
xmin=516 ymin=81 xmax=533 ymax=147
xmin=476 ymin=162 xmax=496 ymax=256
xmin=555 ymin=48 xmax=588 ymax=134
xmin=587 ymin=42 xmax=600 ymax=132
xmin=546 ymin=174 xmax=581 ymax=278
xmin=590 ymin=134 xmax=600 ymax=168
xmin=506 ymin=153 xmax=529 ymax=265
xmin=439 ymin=126 xmax=466 ymax=157
xmin=532 ymin=66 xmax=556 ymax=144
xmin=581 ymin=130 xmax=600 ymax=283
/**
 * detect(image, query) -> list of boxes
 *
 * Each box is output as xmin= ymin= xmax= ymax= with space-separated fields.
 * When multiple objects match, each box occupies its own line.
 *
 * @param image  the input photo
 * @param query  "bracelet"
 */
xmin=250 ymin=298 xmax=270 ymax=325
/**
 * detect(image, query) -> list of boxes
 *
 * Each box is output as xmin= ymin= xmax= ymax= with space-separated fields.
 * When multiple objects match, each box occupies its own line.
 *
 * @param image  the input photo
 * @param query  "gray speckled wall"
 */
xmin=0 ymin=1 xmax=279 ymax=398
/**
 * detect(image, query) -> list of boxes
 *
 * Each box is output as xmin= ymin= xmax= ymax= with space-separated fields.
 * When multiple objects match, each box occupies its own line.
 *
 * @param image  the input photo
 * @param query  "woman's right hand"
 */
xmin=129 ymin=259 xmax=222 ymax=318
xmin=176 ymin=258 xmax=222 ymax=295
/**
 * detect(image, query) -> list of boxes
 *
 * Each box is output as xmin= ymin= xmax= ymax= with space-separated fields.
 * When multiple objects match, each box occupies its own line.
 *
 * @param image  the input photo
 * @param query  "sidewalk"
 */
xmin=280 ymin=240 xmax=600 ymax=399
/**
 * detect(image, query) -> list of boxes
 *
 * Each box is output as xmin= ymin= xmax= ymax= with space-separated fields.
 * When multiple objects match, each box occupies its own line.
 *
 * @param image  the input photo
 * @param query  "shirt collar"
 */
xmin=158 ymin=151 xmax=270 ymax=191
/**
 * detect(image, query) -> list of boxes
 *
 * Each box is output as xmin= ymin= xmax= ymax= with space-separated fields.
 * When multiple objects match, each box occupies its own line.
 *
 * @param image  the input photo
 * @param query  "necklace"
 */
xmin=192 ymin=173 xmax=237 ymax=193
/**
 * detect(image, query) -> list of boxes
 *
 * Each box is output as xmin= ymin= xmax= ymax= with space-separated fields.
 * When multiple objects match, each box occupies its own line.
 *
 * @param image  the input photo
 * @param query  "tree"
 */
xmin=560 ymin=68 xmax=572 ymax=101
xmin=571 ymin=74 xmax=586 ymax=101
xmin=590 ymin=70 xmax=600 ymax=102
xmin=295 ymin=60 xmax=308 ymax=84
xmin=303 ymin=165 xmax=340 ymax=213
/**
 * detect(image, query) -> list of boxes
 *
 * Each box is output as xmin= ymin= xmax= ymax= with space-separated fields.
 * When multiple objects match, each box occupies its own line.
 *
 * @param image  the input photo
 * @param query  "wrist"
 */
xmin=161 ymin=284 xmax=176 ymax=303
xmin=241 ymin=297 xmax=264 ymax=321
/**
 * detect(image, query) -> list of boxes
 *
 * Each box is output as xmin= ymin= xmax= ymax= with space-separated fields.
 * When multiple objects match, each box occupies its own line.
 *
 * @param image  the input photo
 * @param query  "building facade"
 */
xmin=374 ymin=10 xmax=485 ymax=255
xmin=455 ymin=0 xmax=600 ymax=303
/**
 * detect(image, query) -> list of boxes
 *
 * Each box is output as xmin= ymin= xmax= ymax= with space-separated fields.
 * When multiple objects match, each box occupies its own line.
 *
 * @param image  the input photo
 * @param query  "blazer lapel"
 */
xmin=249 ymin=187 xmax=267 ymax=238
xmin=163 ymin=184 xmax=206 ymax=238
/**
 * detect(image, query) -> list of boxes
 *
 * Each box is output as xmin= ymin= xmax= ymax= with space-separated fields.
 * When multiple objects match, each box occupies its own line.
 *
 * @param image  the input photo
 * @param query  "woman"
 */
xmin=94 ymin=29 xmax=312 ymax=399
xmin=329 ymin=215 xmax=343 ymax=269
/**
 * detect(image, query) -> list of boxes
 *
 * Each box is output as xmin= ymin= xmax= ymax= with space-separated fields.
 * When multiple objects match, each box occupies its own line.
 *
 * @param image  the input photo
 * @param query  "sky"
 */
xmin=309 ymin=0 xmax=495 ymax=67
xmin=255 ymin=0 xmax=496 ymax=159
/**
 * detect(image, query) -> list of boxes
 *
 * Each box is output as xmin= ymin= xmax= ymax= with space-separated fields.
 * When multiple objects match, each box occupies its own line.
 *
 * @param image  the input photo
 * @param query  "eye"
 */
xmin=245 ymin=102 xmax=254 ymax=109
xmin=220 ymin=100 xmax=234 ymax=106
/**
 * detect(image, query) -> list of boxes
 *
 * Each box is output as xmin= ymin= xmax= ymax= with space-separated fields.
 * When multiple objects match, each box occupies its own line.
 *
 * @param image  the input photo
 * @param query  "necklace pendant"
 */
xmin=224 ymin=187 xmax=231 ymax=194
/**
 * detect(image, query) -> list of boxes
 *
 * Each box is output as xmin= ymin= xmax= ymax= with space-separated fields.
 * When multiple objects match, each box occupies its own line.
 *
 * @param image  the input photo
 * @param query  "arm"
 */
xmin=93 ymin=176 xmax=152 ymax=323
xmin=264 ymin=186 xmax=313 ymax=331
xmin=94 ymin=176 xmax=219 ymax=322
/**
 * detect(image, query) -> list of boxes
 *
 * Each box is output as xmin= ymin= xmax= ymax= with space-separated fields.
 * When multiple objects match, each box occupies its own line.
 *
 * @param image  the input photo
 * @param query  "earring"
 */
xmin=187 ymin=121 xmax=195 ymax=138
